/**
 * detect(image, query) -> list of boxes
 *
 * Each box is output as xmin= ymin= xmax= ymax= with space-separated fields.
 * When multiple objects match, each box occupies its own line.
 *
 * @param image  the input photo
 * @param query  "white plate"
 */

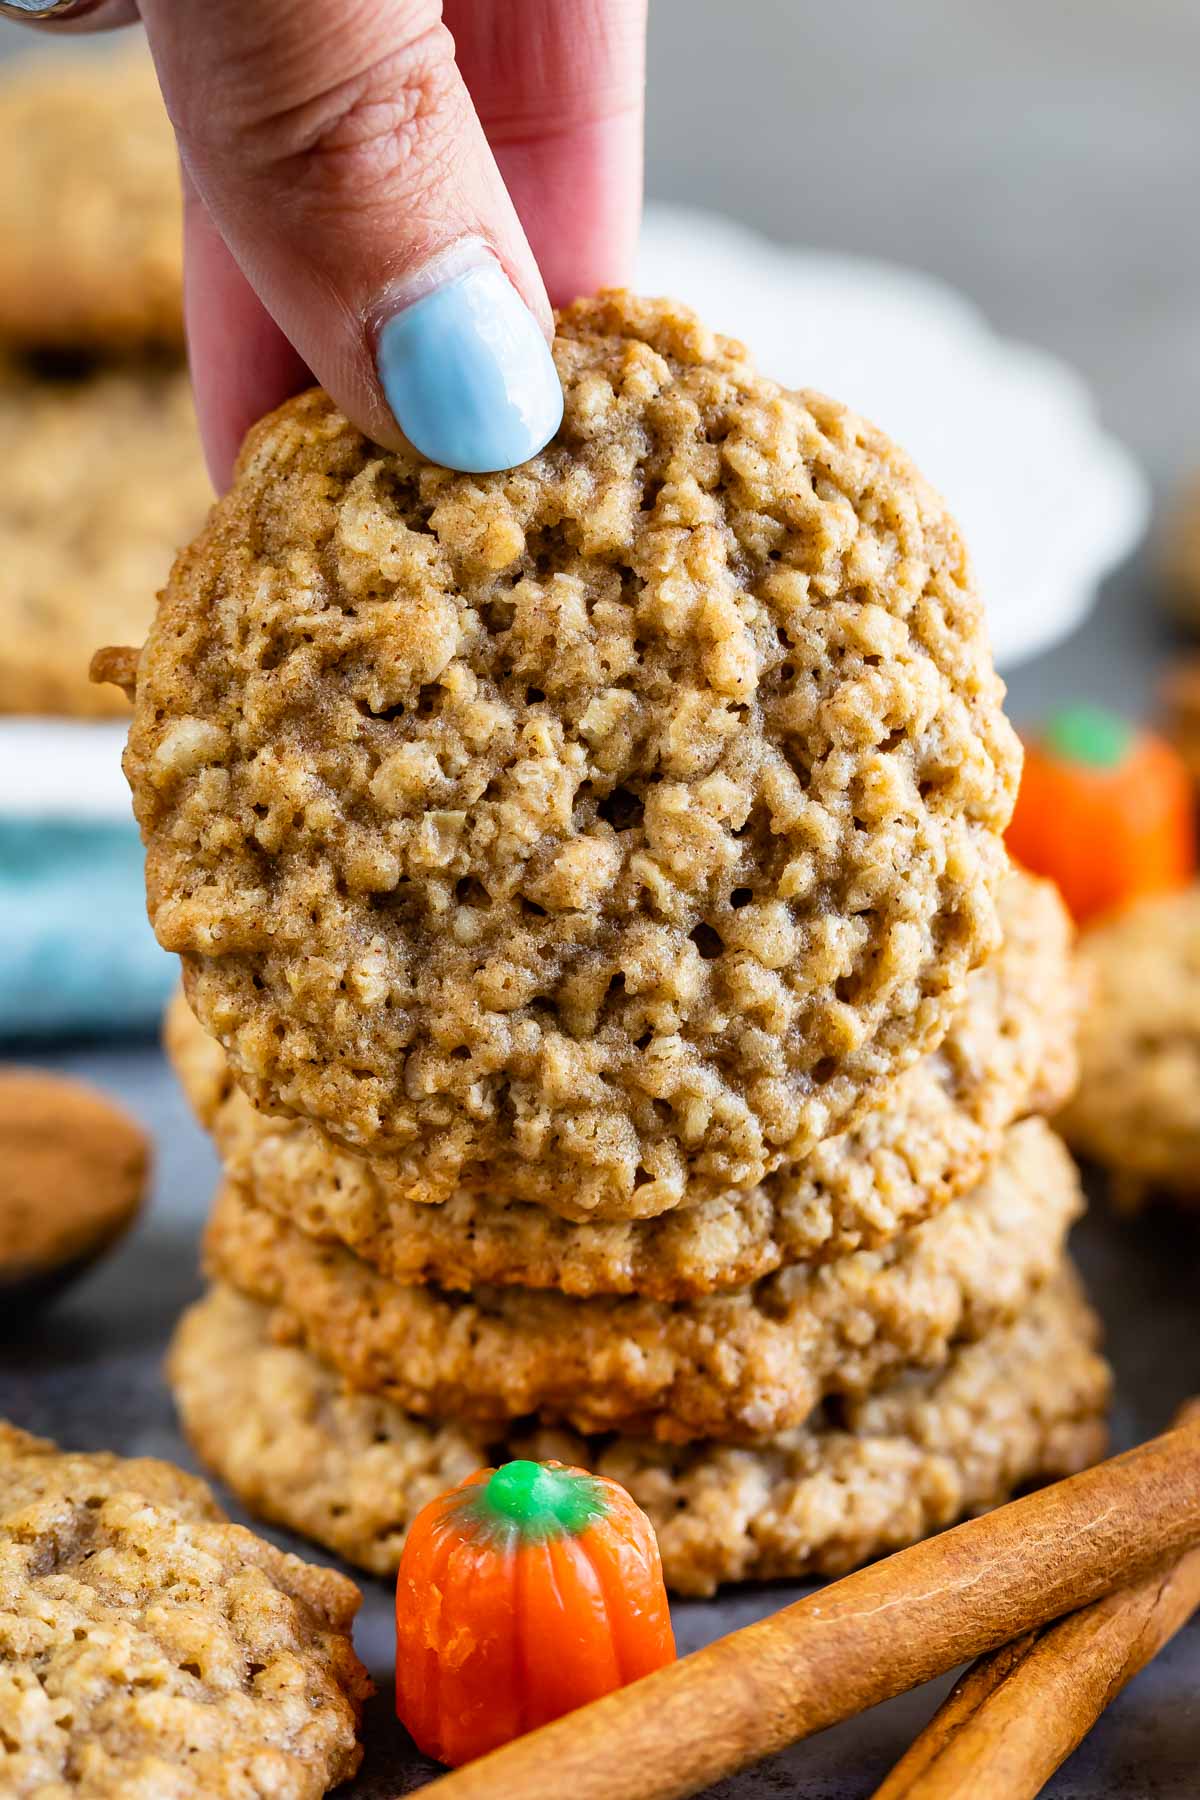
xmin=637 ymin=204 xmax=1149 ymax=671
xmin=1 ymin=719 xmax=131 ymax=822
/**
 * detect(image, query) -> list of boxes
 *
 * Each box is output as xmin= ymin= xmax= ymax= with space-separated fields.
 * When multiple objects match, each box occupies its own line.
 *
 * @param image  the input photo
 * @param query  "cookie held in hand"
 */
xmin=122 ymin=291 xmax=1019 ymax=1217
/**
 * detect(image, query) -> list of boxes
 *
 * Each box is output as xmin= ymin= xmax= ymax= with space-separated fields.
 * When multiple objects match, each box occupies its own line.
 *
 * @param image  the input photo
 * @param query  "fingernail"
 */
xmin=377 ymin=249 xmax=563 ymax=474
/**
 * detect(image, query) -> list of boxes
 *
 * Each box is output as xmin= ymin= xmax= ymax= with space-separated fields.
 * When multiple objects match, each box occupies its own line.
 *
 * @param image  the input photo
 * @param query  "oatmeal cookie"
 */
xmin=168 ymin=867 xmax=1077 ymax=1292
xmin=204 ymin=1118 xmax=1081 ymax=1444
xmin=168 ymin=1277 xmax=1109 ymax=1597
xmin=127 ymin=292 xmax=1019 ymax=1216
xmin=0 ymin=1069 xmax=148 ymax=1309
xmin=0 ymin=1422 xmax=370 ymax=1798
xmin=0 ymin=46 xmax=182 ymax=354
xmin=1058 ymin=883 xmax=1200 ymax=1204
xmin=0 ymin=365 xmax=209 ymax=718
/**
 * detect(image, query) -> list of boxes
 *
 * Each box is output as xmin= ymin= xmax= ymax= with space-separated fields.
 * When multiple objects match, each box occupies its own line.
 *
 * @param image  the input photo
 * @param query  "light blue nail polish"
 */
xmin=377 ymin=263 xmax=563 ymax=474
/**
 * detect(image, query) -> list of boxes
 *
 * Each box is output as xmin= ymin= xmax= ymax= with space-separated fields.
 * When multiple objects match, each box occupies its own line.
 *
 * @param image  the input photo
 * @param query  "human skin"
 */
xmin=20 ymin=0 xmax=648 ymax=484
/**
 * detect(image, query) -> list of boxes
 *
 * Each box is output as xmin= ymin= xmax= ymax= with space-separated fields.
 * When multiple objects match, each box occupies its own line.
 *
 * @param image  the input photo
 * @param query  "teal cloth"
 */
xmin=0 ymin=820 xmax=174 ymax=1038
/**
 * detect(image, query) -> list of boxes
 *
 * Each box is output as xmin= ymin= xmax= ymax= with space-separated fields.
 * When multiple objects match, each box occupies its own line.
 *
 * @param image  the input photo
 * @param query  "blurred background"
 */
xmin=650 ymin=0 xmax=1199 ymax=489
xmin=644 ymin=0 xmax=1200 ymax=720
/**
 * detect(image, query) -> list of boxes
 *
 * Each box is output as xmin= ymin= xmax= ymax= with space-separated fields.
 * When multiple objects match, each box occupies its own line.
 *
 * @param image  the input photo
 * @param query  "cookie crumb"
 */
xmin=128 ymin=292 xmax=1019 ymax=1215
xmin=90 ymin=644 xmax=140 ymax=702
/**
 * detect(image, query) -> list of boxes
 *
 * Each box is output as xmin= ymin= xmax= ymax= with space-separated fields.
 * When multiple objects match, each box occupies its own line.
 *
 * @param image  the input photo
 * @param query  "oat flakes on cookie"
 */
xmin=0 ymin=1422 xmax=370 ymax=1799
xmin=0 ymin=366 xmax=209 ymax=718
xmin=0 ymin=46 xmax=182 ymax=354
xmin=126 ymin=292 xmax=1020 ymax=1216
xmin=204 ymin=1118 xmax=1079 ymax=1445
xmin=168 ymin=1278 xmax=1110 ymax=1597
xmin=1058 ymin=882 xmax=1200 ymax=1205
xmin=167 ymin=866 xmax=1077 ymax=1293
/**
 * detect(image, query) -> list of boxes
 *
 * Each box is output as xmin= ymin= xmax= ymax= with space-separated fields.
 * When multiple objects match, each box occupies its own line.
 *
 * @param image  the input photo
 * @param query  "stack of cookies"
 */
xmin=0 ymin=45 xmax=207 ymax=717
xmin=112 ymin=293 xmax=1110 ymax=1595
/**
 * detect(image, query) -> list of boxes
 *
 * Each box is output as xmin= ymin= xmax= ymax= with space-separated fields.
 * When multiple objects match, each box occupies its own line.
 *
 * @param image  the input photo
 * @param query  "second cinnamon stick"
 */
xmin=425 ymin=1409 xmax=1200 ymax=1800
xmin=872 ymin=1547 xmax=1200 ymax=1800
xmin=872 ymin=1402 xmax=1200 ymax=1800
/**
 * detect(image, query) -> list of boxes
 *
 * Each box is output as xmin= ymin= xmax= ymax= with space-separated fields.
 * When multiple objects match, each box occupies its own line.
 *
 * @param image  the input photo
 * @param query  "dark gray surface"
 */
xmin=5 ymin=2 xmax=1200 ymax=1792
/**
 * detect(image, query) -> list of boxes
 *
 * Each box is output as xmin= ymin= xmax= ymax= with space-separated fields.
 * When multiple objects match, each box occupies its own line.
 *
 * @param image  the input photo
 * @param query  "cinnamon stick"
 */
xmin=423 ymin=1408 xmax=1200 ymax=1800
xmin=872 ymin=1403 xmax=1200 ymax=1800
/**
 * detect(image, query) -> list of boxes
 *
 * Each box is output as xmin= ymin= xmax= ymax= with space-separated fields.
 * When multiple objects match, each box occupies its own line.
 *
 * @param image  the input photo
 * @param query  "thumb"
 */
xmin=140 ymin=0 xmax=563 ymax=472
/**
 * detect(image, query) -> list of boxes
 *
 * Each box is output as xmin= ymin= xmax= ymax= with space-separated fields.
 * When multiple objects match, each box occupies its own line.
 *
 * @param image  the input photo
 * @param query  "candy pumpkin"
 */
xmin=1007 ymin=703 xmax=1195 ymax=924
xmin=395 ymin=1459 xmax=676 ymax=1767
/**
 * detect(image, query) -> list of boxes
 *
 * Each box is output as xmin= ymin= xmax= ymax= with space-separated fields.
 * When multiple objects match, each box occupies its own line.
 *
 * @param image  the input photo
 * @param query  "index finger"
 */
xmin=448 ymin=0 xmax=647 ymax=307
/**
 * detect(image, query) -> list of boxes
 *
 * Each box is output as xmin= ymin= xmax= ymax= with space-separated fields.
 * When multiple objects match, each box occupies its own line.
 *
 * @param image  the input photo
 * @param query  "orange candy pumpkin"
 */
xmin=1007 ymin=703 xmax=1195 ymax=923
xmin=395 ymin=1459 xmax=676 ymax=1767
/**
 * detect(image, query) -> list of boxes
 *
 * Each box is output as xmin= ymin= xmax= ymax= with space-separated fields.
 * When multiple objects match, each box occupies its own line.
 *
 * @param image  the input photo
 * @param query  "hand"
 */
xmin=20 ymin=0 xmax=647 ymax=486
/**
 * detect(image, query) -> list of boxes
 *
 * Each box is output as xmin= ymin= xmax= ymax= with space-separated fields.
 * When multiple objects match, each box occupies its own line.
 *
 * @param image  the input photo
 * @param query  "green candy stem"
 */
xmin=1041 ymin=703 xmax=1135 ymax=771
xmin=465 ymin=1460 xmax=607 ymax=1543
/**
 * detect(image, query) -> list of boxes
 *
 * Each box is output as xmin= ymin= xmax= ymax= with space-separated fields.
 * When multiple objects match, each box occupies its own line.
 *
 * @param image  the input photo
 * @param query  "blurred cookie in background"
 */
xmin=0 ymin=43 xmax=182 ymax=356
xmin=1058 ymin=883 xmax=1200 ymax=1210
xmin=0 ymin=43 xmax=202 ymax=1028
xmin=0 ymin=41 xmax=207 ymax=723
xmin=1160 ymin=472 xmax=1200 ymax=634
xmin=0 ymin=364 xmax=210 ymax=718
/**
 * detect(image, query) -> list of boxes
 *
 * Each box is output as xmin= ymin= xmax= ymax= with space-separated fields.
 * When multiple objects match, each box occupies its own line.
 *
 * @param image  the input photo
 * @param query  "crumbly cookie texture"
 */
xmin=0 ymin=366 xmax=210 ymax=718
xmin=0 ymin=1422 xmax=370 ymax=1799
xmin=204 ymin=1118 xmax=1080 ymax=1445
xmin=1058 ymin=883 xmax=1200 ymax=1205
xmin=0 ymin=46 xmax=182 ymax=354
xmin=168 ymin=1279 xmax=1109 ymax=1598
xmin=168 ymin=867 xmax=1077 ymax=1292
xmin=127 ymin=291 xmax=1019 ymax=1215
xmin=0 ymin=1069 xmax=148 ymax=1292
